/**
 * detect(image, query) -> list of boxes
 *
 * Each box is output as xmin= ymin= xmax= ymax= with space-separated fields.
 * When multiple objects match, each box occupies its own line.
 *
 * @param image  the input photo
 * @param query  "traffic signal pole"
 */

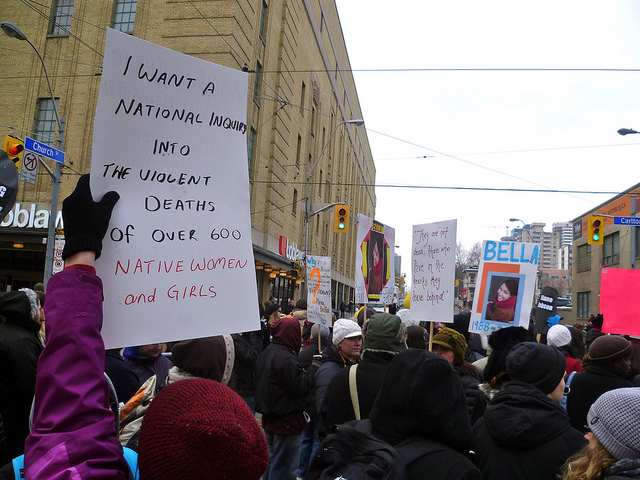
xmin=1 ymin=22 xmax=65 ymax=287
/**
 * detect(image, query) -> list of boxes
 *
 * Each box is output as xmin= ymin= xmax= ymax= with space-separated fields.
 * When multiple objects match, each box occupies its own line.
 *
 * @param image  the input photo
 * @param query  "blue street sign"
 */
xmin=24 ymin=137 xmax=65 ymax=164
xmin=614 ymin=216 xmax=640 ymax=226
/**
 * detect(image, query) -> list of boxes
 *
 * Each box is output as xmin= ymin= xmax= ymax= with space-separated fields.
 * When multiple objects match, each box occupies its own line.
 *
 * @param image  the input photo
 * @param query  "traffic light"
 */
xmin=3 ymin=135 xmax=24 ymax=169
xmin=588 ymin=215 xmax=604 ymax=245
xmin=333 ymin=205 xmax=350 ymax=233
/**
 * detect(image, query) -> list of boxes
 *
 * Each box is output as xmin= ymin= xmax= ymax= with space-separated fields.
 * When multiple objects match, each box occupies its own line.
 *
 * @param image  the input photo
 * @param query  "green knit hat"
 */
xmin=363 ymin=313 xmax=407 ymax=354
xmin=432 ymin=327 xmax=467 ymax=361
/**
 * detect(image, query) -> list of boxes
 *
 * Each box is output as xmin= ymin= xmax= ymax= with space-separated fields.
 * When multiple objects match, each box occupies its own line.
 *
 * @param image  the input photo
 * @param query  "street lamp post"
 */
xmin=304 ymin=119 xmax=364 ymax=267
xmin=1 ymin=22 xmax=64 ymax=286
xmin=617 ymin=127 xmax=638 ymax=268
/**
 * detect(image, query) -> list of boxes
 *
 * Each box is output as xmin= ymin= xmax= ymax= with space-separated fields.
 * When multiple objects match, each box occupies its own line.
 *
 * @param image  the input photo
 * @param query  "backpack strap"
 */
xmin=348 ymin=364 xmax=361 ymax=420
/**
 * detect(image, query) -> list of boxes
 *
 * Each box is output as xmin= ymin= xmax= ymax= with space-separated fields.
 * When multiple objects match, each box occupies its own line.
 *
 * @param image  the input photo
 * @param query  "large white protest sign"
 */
xmin=355 ymin=215 xmax=395 ymax=304
xmin=90 ymin=29 xmax=259 ymax=348
xmin=411 ymin=219 xmax=456 ymax=323
xmin=469 ymin=240 xmax=539 ymax=335
xmin=306 ymin=255 xmax=331 ymax=326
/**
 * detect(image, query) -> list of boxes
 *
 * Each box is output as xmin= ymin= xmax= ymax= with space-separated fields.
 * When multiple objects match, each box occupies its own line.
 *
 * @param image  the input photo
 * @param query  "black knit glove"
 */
xmin=62 ymin=174 xmax=120 ymax=260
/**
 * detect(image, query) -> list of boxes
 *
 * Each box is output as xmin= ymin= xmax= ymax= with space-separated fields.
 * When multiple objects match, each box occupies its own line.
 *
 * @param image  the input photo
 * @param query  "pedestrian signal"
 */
xmin=334 ymin=205 xmax=350 ymax=233
xmin=588 ymin=215 xmax=604 ymax=245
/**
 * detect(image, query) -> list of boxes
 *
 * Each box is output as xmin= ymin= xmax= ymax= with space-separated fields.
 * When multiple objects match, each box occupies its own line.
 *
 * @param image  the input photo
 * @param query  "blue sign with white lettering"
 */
xmin=24 ymin=137 xmax=65 ymax=164
xmin=614 ymin=216 xmax=640 ymax=226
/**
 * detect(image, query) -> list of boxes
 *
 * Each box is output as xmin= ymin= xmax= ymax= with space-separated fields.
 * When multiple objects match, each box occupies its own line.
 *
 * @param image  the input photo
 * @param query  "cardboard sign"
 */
xmin=601 ymin=268 xmax=640 ymax=336
xmin=411 ymin=219 xmax=456 ymax=323
xmin=306 ymin=255 xmax=331 ymax=326
xmin=355 ymin=215 xmax=395 ymax=304
xmin=469 ymin=240 xmax=539 ymax=335
xmin=90 ymin=29 xmax=259 ymax=348
xmin=534 ymin=286 xmax=559 ymax=335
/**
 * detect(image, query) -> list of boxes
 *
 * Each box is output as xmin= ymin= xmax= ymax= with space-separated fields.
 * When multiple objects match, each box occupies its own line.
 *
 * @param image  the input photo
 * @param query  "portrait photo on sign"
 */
xmin=482 ymin=273 xmax=524 ymax=324
xmin=361 ymin=221 xmax=389 ymax=296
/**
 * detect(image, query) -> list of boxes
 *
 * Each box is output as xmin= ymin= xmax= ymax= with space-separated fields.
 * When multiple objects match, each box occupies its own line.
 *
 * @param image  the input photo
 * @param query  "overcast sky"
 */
xmin=335 ymin=0 xmax=640 ymax=278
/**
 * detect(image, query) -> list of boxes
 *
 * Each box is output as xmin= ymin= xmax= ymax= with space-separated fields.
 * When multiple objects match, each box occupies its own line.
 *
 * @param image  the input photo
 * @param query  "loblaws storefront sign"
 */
xmin=279 ymin=235 xmax=304 ymax=262
xmin=1 ymin=203 xmax=64 ymax=229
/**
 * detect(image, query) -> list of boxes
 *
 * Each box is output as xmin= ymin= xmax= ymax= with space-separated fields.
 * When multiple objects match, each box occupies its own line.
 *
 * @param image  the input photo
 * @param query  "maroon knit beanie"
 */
xmin=138 ymin=378 xmax=268 ymax=480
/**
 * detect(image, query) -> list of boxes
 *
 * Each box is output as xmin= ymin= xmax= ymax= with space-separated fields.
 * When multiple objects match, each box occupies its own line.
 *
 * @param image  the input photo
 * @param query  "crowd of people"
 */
xmin=0 ymin=174 xmax=639 ymax=480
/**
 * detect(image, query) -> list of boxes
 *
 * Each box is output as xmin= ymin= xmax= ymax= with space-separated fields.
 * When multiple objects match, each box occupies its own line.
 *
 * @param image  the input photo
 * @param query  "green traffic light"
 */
xmin=593 ymin=234 xmax=600 ymax=241
xmin=338 ymin=222 xmax=345 ymax=229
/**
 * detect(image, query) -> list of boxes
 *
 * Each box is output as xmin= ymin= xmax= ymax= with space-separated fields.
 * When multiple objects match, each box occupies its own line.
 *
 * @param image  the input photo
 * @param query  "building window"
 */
xmin=247 ymin=127 xmax=256 ymax=174
xmin=292 ymin=189 xmax=297 ymax=215
xmin=577 ymin=292 xmax=590 ymax=318
xmin=259 ymin=1 xmax=268 ymax=40
xmin=35 ymin=98 xmax=59 ymax=145
xmin=603 ymin=232 xmax=620 ymax=265
xmin=112 ymin=0 xmax=137 ymax=32
xmin=296 ymin=134 xmax=302 ymax=166
xmin=50 ymin=0 xmax=74 ymax=35
xmin=253 ymin=62 xmax=262 ymax=103
xmin=300 ymin=82 xmax=306 ymax=115
xmin=577 ymin=244 xmax=591 ymax=273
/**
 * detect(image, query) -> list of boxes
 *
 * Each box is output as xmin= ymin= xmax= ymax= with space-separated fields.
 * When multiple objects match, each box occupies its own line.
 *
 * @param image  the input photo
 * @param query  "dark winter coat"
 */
xmin=460 ymin=374 xmax=486 ymax=424
xmin=370 ymin=349 xmax=482 ymax=480
xmin=473 ymin=381 xmax=586 ymax=480
xmin=315 ymin=346 xmax=355 ymax=414
xmin=123 ymin=347 xmax=173 ymax=389
xmin=231 ymin=331 xmax=262 ymax=397
xmin=0 ymin=293 xmax=43 ymax=458
xmin=255 ymin=317 xmax=316 ymax=433
xmin=604 ymin=459 xmax=640 ymax=479
xmin=566 ymin=363 xmax=634 ymax=433
xmin=323 ymin=351 xmax=394 ymax=431
xmin=105 ymin=349 xmax=140 ymax=405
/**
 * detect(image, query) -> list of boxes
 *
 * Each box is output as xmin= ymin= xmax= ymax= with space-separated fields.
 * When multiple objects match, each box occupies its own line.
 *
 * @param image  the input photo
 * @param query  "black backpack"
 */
xmin=305 ymin=419 xmax=445 ymax=480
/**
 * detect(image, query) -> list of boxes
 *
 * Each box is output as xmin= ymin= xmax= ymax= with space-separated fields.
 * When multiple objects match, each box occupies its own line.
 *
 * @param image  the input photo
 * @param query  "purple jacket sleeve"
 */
xmin=24 ymin=269 xmax=128 ymax=480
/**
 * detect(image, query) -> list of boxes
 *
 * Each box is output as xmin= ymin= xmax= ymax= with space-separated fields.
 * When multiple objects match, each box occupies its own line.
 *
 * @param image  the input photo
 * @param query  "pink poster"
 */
xmin=601 ymin=268 xmax=640 ymax=336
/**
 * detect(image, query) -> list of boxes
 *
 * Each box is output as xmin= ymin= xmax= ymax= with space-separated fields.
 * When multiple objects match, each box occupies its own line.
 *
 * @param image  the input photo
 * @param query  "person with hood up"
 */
xmin=323 ymin=312 xmax=406 ymax=431
xmin=585 ymin=314 xmax=605 ymax=350
xmin=0 ymin=288 xmax=43 ymax=459
xmin=561 ymin=387 xmax=640 ymax=480
xmin=566 ymin=335 xmax=634 ymax=433
xmin=473 ymin=342 xmax=586 ymax=480
xmin=547 ymin=324 xmax=583 ymax=378
xmin=431 ymin=327 xmax=484 ymax=422
xmin=367 ymin=349 xmax=482 ymax=480
xmin=255 ymin=315 xmax=317 ymax=480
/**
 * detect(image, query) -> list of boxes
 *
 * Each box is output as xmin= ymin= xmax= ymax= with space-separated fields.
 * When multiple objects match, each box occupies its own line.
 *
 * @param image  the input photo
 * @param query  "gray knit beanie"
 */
xmin=587 ymin=388 xmax=640 ymax=460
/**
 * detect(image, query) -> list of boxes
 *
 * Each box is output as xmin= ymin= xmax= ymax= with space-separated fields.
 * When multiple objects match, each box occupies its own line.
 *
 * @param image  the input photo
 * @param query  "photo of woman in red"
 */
xmin=485 ymin=278 xmax=518 ymax=323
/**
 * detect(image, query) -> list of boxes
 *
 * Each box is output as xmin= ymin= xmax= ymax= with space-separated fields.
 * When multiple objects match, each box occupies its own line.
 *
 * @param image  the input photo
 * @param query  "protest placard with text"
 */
xmin=90 ymin=29 xmax=258 ymax=348
xmin=411 ymin=219 xmax=456 ymax=323
xmin=469 ymin=240 xmax=539 ymax=335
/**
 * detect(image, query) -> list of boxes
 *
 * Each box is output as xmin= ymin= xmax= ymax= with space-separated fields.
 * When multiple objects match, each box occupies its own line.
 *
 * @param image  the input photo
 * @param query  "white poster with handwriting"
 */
xmin=90 ymin=29 xmax=259 ymax=349
xmin=306 ymin=255 xmax=331 ymax=326
xmin=411 ymin=220 xmax=456 ymax=323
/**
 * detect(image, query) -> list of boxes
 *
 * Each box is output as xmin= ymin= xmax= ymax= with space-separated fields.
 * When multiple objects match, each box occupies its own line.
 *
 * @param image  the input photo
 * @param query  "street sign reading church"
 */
xmin=24 ymin=137 xmax=65 ymax=164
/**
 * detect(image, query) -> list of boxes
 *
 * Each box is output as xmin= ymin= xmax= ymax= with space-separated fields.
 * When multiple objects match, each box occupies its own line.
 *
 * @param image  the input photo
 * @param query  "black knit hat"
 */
xmin=506 ymin=342 xmax=566 ymax=394
xmin=588 ymin=335 xmax=631 ymax=363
